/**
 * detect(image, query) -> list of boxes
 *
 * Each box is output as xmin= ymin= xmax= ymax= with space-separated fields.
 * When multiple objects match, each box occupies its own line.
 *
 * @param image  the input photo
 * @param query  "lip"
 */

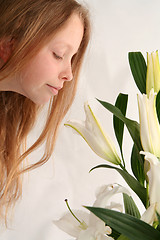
xmin=47 ymin=84 xmax=62 ymax=95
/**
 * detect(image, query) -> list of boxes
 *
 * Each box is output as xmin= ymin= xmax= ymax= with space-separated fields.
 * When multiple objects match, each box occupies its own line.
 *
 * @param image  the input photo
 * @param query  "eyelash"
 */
xmin=53 ymin=52 xmax=63 ymax=60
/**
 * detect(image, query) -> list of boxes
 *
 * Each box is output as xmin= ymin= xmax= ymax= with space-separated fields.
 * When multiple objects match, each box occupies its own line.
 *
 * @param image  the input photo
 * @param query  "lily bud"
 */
xmin=146 ymin=51 xmax=160 ymax=96
xmin=137 ymin=89 xmax=160 ymax=158
xmin=65 ymin=102 xmax=121 ymax=165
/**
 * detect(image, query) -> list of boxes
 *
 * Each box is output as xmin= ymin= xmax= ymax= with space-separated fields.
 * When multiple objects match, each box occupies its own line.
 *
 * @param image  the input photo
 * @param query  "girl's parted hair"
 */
xmin=0 ymin=0 xmax=90 ymax=222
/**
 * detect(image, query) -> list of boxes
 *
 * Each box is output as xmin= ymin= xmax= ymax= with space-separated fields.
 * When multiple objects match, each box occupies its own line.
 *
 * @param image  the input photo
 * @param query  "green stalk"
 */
xmin=120 ymin=163 xmax=127 ymax=172
xmin=65 ymin=199 xmax=82 ymax=224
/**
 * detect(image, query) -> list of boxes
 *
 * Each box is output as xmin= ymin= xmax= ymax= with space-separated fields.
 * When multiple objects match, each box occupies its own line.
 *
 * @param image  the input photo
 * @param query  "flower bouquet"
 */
xmin=53 ymin=51 xmax=160 ymax=240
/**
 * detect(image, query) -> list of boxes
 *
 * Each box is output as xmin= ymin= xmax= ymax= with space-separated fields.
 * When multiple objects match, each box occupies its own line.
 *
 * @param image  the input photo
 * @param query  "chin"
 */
xmin=21 ymin=90 xmax=52 ymax=105
xmin=32 ymin=95 xmax=52 ymax=105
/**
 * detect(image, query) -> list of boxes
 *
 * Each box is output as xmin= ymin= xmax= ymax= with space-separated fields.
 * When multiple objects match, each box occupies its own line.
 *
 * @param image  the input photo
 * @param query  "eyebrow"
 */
xmin=54 ymin=42 xmax=73 ymax=50
xmin=53 ymin=41 xmax=79 ymax=53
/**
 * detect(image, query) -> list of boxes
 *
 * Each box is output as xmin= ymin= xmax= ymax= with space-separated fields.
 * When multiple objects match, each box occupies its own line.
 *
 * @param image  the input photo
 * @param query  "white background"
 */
xmin=1 ymin=0 xmax=160 ymax=239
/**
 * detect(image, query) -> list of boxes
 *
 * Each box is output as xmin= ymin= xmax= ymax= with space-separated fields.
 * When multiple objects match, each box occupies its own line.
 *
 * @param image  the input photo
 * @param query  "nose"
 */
xmin=59 ymin=62 xmax=73 ymax=82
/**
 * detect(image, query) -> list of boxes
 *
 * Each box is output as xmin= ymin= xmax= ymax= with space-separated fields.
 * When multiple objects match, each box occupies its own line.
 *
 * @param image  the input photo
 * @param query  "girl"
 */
xmin=0 ymin=0 xmax=90 ymax=221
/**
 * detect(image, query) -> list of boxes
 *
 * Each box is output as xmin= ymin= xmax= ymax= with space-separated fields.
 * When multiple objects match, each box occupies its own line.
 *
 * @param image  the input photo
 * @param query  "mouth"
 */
xmin=46 ymin=84 xmax=62 ymax=95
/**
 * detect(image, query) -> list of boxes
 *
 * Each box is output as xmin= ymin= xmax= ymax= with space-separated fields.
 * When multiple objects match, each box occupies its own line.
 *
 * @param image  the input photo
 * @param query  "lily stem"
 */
xmin=65 ymin=199 xmax=82 ymax=224
xmin=120 ymin=163 xmax=127 ymax=172
xmin=120 ymin=150 xmax=126 ymax=169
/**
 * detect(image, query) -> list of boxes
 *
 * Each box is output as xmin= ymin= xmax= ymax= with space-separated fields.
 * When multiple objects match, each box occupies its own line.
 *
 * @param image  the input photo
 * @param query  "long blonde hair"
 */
xmin=0 ymin=0 xmax=90 ymax=221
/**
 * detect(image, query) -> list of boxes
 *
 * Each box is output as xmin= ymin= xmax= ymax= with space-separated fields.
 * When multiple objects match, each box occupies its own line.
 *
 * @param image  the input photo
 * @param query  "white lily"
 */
xmin=65 ymin=102 xmax=121 ymax=165
xmin=137 ymin=89 xmax=160 ymax=158
xmin=146 ymin=51 xmax=160 ymax=96
xmin=140 ymin=151 xmax=160 ymax=225
xmin=53 ymin=184 xmax=130 ymax=240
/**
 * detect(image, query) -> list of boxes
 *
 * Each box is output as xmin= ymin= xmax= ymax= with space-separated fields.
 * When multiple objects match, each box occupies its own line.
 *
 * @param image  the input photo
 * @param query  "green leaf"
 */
xmin=110 ymin=228 xmax=121 ymax=239
xmin=90 ymin=164 xmax=147 ymax=207
xmin=85 ymin=207 xmax=160 ymax=240
xmin=97 ymin=99 xmax=142 ymax=151
xmin=128 ymin=52 xmax=147 ymax=94
xmin=131 ymin=144 xmax=145 ymax=186
xmin=123 ymin=193 xmax=141 ymax=219
xmin=157 ymin=212 xmax=160 ymax=224
xmin=117 ymin=234 xmax=130 ymax=240
xmin=156 ymin=90 xmax=160 ymax=124
xmin=113 ymin=93 xmax=128 ymax=159
xmin=156 ymin=212 xmax=160 ymax=232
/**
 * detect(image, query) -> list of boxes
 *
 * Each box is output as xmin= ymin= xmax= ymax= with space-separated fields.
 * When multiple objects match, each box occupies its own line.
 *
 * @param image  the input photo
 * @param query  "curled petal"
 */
xmin=140 ymin=151 xmax=160 ymax=207
xmin=89 ymin=184 xmax=130 ymax=227
xmin=94 ymin=184 xmax=130 ymax=208
xmin=141 ymin=204 xmax=156 ymax=225
xmin=65 ymin=102 xmax=121 ymax=165
xmin=140 ymin=151 xmax=160 ymax=224
xmin=107 ymin=202 xmax=123 ymax=212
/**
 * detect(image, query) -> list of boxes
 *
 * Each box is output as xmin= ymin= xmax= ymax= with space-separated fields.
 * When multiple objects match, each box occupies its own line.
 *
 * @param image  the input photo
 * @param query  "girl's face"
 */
xmin=15 ymin=13 xmax=84 ymax=104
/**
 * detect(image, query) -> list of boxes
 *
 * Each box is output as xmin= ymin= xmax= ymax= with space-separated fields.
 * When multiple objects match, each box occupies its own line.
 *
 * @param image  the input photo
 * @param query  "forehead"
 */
xmin=48 ymin=14 xmax=84 ymax=52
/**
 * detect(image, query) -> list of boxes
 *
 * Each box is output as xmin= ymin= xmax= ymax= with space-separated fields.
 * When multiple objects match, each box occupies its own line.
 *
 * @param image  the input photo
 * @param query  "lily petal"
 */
xmin=53 ymin=210 xmax=89 ymax=237
xmin=107 ymin=202 xmax=123 ymax=212
xmin=65 ymin=102 xmax=121 ymax=165
xmin=140 ymin=151 xmax=160 ymax=207
xmin=141 ymin=204 xmax=156 ymax=225
xmin=89 ymin=184 xmax=130 ymax=227
xmin=146 ymin=51 xmax=160 ymax=96
xmin=140 ymin=151 xmax=160 ymax=225
xmin=94 ymin=184 xmax=130 ymax=208
xmin=78 ymin=226 xmax=113 ymax=240
xmin=137 ymin=90 xmax=160 ymax=157
xmin=53 ymin=185 xmax=123 ymax=239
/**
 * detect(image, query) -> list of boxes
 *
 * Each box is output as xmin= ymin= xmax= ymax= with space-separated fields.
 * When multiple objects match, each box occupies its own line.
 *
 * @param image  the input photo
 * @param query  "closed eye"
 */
xmin=53 ymin=52 xmax=63 ymax=60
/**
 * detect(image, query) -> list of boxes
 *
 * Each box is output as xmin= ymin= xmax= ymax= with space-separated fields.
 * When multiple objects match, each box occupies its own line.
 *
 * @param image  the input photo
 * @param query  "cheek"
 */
xmin=26 ymin=67 xmax=46 ymax=85
xmin=21 ymin=59 xmax=54 ymax=86
xmin=19 ymin=49 xmax=60 ymax=93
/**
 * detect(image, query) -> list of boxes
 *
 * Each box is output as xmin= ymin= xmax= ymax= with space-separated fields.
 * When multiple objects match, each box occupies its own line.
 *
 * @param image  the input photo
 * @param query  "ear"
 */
xmin=0 ymin=38 xmax=15 ymax=63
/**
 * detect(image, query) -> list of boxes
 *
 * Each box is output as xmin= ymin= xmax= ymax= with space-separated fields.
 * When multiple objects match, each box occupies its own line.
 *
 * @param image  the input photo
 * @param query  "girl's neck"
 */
xmin=0 ymin=75 xmax=18 ymax=93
